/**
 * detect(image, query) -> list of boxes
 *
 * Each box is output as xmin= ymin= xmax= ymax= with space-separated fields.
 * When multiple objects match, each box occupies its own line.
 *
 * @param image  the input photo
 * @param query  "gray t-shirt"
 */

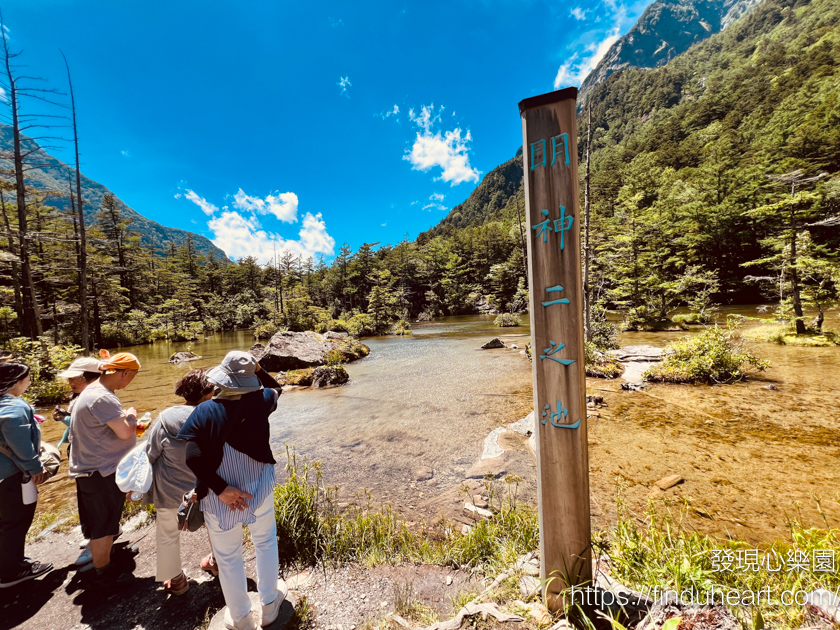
xmin=68 ymin=382 xmax=135 ymax=477
xmin=144 ymin=405 xmax=196 ymax=509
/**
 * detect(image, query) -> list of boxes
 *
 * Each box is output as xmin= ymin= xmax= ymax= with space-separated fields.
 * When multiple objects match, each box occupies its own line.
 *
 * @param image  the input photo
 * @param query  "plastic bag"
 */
xmin=115 ymin=442 xmax=153 ymax=497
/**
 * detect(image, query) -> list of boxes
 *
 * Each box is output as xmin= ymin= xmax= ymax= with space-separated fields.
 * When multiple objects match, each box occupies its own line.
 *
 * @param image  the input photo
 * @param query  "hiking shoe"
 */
xmin=260 ymin=579 xmax=288 ymax=627
xmin=224 ymin=609 xmax=258 ymax=630
xmin=163 ymin=570 xmax=189 ymax=596
xmin=75 ymin=546 xmax=92 ymax=567
xmin=200 ymin=554 xmax=219 ymax=577
xmin=0 ymin=560 xmax=53 ymax=589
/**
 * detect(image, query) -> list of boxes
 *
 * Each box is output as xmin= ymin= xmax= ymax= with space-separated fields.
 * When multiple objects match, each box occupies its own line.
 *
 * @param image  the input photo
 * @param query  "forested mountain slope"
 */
xmin=579 ymin=0 xmax=763 ymax=99
xmin=583 ymin=0 xmax=840 ymax=313
xmin=418 ymin=151 xmax=523 ymax=242
xmin=0 ymin=125 xmax=229 ymax=261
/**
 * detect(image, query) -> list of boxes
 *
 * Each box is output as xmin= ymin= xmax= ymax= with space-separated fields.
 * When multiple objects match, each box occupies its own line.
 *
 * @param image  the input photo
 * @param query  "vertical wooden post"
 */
xmin=519 ymin=87 xmax=591 ymax=608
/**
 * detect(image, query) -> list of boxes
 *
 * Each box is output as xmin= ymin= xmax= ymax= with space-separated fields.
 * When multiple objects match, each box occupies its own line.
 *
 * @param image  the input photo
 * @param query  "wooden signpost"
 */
xmin=519 ymin=87 xmax=591 ymax=607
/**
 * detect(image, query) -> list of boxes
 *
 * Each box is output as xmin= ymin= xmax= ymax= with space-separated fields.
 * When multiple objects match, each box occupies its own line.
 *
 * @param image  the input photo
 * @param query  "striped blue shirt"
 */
xmin=201 ymin=443 xmax=276 ymax=531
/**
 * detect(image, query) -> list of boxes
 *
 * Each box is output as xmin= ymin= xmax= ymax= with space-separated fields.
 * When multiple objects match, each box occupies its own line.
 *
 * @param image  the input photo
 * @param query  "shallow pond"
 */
xmin=35 ymin=307 xmax=840 ymax=544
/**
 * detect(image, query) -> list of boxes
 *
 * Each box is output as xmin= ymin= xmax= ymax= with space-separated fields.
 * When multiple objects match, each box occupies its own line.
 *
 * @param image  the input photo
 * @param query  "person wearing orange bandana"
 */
xmin=68 ymin=350 xmax=141 ymax=588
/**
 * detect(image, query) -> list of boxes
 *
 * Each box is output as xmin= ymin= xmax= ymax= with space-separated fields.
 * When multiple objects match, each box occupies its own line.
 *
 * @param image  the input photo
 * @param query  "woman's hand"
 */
xmin=53 ymin=405 xmax=69 ymax=422
xmin=31 ymin=470 xmax=49 ymax=485
xmin=219 ymin=485 xmax=253 ymax=511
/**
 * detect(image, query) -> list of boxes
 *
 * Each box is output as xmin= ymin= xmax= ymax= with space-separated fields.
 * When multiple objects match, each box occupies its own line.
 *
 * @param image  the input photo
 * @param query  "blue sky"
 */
xmin=4 ymin=0 xmax=648 ymax=263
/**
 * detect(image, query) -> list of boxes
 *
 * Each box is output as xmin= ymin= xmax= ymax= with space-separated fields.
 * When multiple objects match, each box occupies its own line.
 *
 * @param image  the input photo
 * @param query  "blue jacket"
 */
xmin=0 ymin=394 xmax=42 ymax=480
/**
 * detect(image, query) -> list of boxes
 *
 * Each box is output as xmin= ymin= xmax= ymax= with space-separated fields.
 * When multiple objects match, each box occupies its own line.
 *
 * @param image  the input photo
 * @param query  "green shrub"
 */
xmin=494 ymin=313 xmax=521 ymax=327
xmin=590 ymin=307 xmax=619 ymax=350
xmin=345 ymin=313 xmax=376 ymax=337
xmin=643 ymin=326 xmax=769 ymax=384
xmin=584 ymin=342 xmax=624 ymax=379
xmin=391 ymin=319 xmax=412 ymax=336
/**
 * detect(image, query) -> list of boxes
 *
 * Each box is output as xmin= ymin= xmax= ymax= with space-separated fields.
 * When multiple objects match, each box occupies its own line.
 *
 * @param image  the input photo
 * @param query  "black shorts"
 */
xmin=76 ymin=472 xmax=125 ymax=540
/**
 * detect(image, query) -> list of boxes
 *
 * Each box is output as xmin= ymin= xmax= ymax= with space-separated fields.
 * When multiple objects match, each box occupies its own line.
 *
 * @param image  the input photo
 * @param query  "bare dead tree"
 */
xmin=61 ymin=51 xmax=89 ymax=353
xmin=1 ymin=14 xmax=42 ymax=338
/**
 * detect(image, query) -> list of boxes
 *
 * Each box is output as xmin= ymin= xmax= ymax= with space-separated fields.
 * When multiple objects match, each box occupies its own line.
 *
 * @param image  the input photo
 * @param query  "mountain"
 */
xmin=0 ymin=124 xmax=229 ymax=262
xmin=418 ymin=150 xmax=524 ymax=242
xmin=579 ymin=0 xmax=763 ymax=99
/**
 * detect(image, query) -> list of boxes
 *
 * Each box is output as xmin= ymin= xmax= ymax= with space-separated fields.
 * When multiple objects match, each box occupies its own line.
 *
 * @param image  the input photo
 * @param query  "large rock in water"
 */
xmin=169 ymin=351 xmax=201 ymax=363
xmin=310 ymin=366 xmax=349 ymax=388
xmin=253 ymin=331 xmax=369 ymax=372
xmin=481 ymin=338 xmax=506 ymax=349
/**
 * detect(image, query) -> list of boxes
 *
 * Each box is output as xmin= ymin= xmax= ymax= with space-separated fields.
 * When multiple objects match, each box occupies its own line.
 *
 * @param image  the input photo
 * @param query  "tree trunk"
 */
xmin=515 ymin=194 xmax=528 ymax=283
xmin=2 ymin=36 xmax=43 ymax=339
xmin=583 ymin=104 xmax=592 ymax=342
xmin=91 ymin=277 xmax=102 ymax=349
xmin=789 ymin=217 xmax=805 ymax=334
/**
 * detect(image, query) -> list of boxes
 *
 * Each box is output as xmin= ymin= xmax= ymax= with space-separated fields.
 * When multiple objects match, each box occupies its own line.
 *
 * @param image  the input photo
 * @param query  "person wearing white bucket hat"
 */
xmin=178 ymin=351 xmax=286 ymax=630
xmin=53 ymin=356 xmax=102 ymax=451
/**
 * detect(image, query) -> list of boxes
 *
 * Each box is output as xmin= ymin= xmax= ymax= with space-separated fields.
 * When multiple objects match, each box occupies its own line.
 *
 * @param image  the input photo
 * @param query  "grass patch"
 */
xmin=643 ymin=326 xmax=769 ymax=384
xmin=273 ymin=447 xmax=538 ymax=574
xmin=278 ymin=367 xmax=316 ymax=386
xmin=743 ymin=324 xmax=840 ymax=346
xmin=393 ymin=581 xmax=439 ymax=624
xmin=27 ymin=509 xmax=80 ymax=541
xmin=597 ymin=484 xmax=840 ymax=629
xmin=494 ymin=313 xmax=522 ymax=327
xmin=287 ymin=595 xmax=316 ymax=630
xmin=121 ymin=499 xmax=156 ymax=523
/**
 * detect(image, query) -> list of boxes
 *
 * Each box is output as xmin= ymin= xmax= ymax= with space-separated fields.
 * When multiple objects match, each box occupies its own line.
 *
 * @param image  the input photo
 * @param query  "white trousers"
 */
xmin=155 ymin=507 xmax=182 ymax=582
xmin=204 ymin=492 xmax=280 ymax=623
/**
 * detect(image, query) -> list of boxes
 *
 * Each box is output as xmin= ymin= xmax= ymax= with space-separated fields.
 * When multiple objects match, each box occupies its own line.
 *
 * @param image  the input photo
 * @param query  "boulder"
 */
xmin=323 ymin=330 xmax=347 ymax=340
xmin=257 ymin=330 xmax=369 ymax=372
xmin=310 ymin=365 xmax=349 ymax=388
xmin=416 ymin=311 xmax=434 ymax=322
xmin=249 ymin=343 xmax=266 ymax=359
xmin=481 ymin=338 xmax=506 ymax=350
xmin=168 ymin=351 xmax=201 ymax=364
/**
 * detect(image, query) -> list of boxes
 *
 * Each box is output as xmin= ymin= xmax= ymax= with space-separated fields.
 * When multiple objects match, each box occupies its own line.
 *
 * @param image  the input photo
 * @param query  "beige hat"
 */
xmin=57 ymin=356 xmax=103 ymax=378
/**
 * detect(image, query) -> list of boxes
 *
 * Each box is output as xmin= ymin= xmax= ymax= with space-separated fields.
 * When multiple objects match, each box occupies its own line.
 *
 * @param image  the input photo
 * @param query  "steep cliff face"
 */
xmin=0 ymin=124 xmax=229 ymax=261
xmin=579 ymin=0 xmax=762 ymax=99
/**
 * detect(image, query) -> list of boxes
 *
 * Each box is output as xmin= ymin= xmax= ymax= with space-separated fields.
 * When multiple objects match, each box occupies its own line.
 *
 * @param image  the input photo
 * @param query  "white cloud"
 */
xmin=423 ymin=192 xmax=447 ymax=211
xmin=338 ymin=76 xmax=352 ymax=97
xmin=120 ymin=150 xmax=130 ymax=157
xmin=378 ymin=104 xmax=400 ymax=121
xmin=553 ymin=0 xmax=643 ymax=88
xmin=329 ymin=17 xmax=344 ymax=27
xmin=184 ymin=189 xmax=218 ymax=215
xmin=0 ymin=87 xmax=6 ymax=102
xmin=554 ymin=26 xmax=621 ymax=88
xmin=404 ymin=105 xmax=480 ymax=186
xmin=177 ymin=186 xmax=334 ymax=263
xmin=233 ymin=189 xmax=298 ymax=223
xmin=207 ymin=210 xmax=334 ymax=263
